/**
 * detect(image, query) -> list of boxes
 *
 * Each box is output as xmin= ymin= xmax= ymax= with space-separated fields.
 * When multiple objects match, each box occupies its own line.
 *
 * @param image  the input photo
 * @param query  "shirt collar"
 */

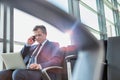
xmin=41 ymin=39 xmax=47 ymax=46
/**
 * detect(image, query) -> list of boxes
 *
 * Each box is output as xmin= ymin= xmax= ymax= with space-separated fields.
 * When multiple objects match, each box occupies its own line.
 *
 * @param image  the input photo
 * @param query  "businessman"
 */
xmin=0 ymin=25 xmax=64 ymax=80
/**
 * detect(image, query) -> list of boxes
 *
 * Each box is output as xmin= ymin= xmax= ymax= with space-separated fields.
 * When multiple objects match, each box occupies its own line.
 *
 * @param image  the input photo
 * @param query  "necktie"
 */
xmin=29 ymin=43 xmax=42 ymax=65
xmin=32 ymin=43 xmax=42 ymax=57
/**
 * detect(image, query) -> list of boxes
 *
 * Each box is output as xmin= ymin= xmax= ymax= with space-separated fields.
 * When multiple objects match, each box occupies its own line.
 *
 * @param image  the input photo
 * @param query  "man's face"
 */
xmin=33 ymin=29 xmax=47 ymax=43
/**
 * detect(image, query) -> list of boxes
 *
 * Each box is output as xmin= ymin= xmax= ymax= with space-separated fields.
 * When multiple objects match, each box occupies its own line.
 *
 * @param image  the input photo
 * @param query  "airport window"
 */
xmin=108 ymin=0 xmax=112 ymax=2
xmin=77 ymin=0 xmax=101 ymax=39
xmin=118 ymin=3 xmax=120 ymax=12
xmin=80 ymin=0 xmax=97 ymax=11
xmin=106 ymin=21 xmax=116 ymax=37
xmin=117 ymin=0 xmax=120 ymax=3
xmin=0 ymin=4 xmax=4 ymax=39
xmin=0 ymin=42 xmax=3 ymax=70
xmin=104 ymin=2 xmax=117 ymax=37
xmin=79 ymin=4 xmax=99 ymax=31
xmin=104 ymin=4 xmax=114 ymax=23
xmin=14 ymin=8 xmax=71 ymax=52
xmin=0 ymin=3 xmax=4 ymax=70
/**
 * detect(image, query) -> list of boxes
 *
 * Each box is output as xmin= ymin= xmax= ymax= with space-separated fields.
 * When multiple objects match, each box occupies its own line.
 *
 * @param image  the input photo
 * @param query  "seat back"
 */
xmin=107 ymin=36 xmax=120 ymax=80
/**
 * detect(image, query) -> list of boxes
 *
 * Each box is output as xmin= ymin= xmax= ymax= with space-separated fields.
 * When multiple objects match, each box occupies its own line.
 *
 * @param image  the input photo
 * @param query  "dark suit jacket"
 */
xmin=21 ymin=40 xmax=64 ymax=68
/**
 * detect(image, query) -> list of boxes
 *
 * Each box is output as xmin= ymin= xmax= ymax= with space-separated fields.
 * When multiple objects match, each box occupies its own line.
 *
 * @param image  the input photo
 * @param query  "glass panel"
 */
xmin=0 ymin=43 xmax=3 ymax=70
xmin=118 ymin=4 xmax=120 ymax=12
xmin=0 ymin=3 xmax=4 ymax=71
xmin=80 ymin=0 xmax=97 ymax=11
xmin=117 ymin=0 xmax=120 ymax=3
xmin=14 ymin=8 xmax=71 ymax=52
xmin=14 ymin=44 xmax=23 ymax=52
xmin=0 ymin=4 xmax=4 ymax=39
xmin=79 ymin=4 xmax=99 ymax=31
xmin=106 ymin=21 xmax=116 ymax=37
xmin=47 ymin=0 xmax=69 ymax=12
xmin=0 ymin=42 xmax=3 ymax=53
xmin=108 ymin=0 xmax=112 ymax=2
xmin=104 ymin=4 xmax=114 ymax=23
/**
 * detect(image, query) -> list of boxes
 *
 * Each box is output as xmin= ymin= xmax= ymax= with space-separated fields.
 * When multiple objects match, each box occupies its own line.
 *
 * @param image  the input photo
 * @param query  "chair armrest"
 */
xmin=65 ymin=55 xmax=77 ymax=61
xmin=42 ymin=66 xmax=63 ymax=72
xmin=42 ymin=66 xmax=63 ymax=80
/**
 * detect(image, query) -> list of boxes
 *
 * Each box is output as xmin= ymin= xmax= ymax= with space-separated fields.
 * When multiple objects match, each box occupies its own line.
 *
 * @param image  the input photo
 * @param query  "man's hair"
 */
xmin=33 ymin=25 xmax=47 ymax=34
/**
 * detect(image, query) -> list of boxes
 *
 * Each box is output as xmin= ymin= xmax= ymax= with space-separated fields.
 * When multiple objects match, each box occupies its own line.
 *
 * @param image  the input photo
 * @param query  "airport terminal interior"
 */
xmin=1 ymin=0 xmax=120 ymax=80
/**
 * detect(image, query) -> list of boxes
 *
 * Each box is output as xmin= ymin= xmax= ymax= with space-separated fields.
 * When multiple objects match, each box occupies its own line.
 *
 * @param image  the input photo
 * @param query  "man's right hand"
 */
xmin=27 ymin=36 xmax=35 ymax=45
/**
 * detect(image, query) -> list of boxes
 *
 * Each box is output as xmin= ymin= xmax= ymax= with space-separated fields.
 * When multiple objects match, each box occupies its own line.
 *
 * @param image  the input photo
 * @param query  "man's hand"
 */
xmin=29 ymin=63 xmax=41 ymax=70
xmin=27 ymin=36 xmax=35 ymax=45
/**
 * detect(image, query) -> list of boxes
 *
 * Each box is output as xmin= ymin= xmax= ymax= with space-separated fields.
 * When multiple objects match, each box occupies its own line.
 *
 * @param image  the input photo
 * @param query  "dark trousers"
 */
xmin=0 ymin=69 xmax=42 ymax=80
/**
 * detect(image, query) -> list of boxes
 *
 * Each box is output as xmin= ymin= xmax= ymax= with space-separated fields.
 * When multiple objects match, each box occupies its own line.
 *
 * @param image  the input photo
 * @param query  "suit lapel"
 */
xmin=40 ymin=40 xmax=49 ymax=54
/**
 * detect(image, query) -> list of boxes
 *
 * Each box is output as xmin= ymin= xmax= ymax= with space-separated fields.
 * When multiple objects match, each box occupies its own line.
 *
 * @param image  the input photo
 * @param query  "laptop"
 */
xmin=0 ymin=52 xmax=26 ymax=69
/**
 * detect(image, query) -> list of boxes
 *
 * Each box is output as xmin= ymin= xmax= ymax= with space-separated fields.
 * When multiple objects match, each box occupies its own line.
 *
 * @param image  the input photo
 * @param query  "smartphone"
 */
xmin=32 ymin=36 xmax=35 ymax=41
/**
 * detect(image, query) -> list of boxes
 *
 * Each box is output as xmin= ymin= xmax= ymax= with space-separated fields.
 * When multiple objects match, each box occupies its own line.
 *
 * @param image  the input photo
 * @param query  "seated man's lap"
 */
xmin=12 ymin=69 xmax=42 ymax=80
xmin=0 ymin=69 xmax=42 ymax=80
xmin=0 ymin=70 xmax=13 ymax=80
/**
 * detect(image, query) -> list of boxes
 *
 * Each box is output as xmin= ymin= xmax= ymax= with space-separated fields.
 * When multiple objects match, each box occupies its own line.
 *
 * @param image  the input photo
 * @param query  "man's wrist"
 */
xmin=25 ymin=43 xmax=31 ymax=46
